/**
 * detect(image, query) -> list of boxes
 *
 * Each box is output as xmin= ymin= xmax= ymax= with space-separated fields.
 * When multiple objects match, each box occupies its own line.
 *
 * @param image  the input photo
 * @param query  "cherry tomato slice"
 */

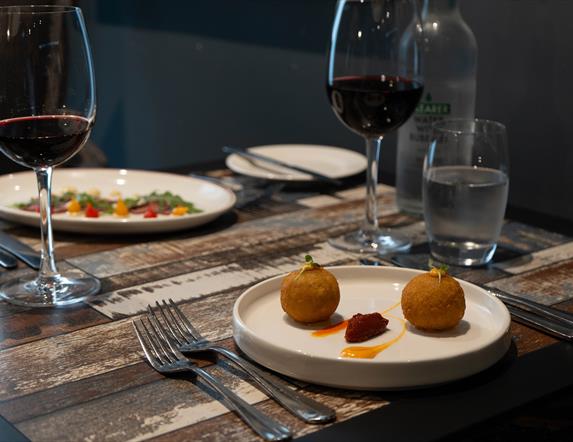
xmin=85 ymin=203 xmax=100 ymax=218
xmin=143 ymin=208 xmax=157 ymax=218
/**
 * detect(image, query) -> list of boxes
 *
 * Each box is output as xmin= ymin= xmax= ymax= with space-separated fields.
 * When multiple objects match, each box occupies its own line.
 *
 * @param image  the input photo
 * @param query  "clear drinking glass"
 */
xmin=326 ymin=0 xmax=424 ymax=254
xmin=423 ymin=118 xmax=509 ymax=266
xmin=0 ymin=6 xmax=100 ymax=306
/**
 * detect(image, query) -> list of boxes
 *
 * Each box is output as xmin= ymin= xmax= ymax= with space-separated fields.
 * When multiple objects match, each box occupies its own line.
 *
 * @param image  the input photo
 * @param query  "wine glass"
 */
xmin=327 ymin=0 xmax=423 ymax=253
xmin=0 ymin=5 xmax=100 ymax=307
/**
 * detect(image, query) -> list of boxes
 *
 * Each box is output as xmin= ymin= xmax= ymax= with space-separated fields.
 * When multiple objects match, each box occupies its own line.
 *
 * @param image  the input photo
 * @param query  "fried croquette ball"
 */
xmin=401 ymin=267 xmax=465 ymax=331
xmin=281 ymin=255 xmax=340 ymax=323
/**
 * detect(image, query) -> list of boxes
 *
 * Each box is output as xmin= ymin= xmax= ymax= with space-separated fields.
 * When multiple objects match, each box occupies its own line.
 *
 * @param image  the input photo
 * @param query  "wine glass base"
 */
xmin=0 ymin=269 xmax=101 ymax=308
xmin=328 ymin=229 xmax=411 ymax=255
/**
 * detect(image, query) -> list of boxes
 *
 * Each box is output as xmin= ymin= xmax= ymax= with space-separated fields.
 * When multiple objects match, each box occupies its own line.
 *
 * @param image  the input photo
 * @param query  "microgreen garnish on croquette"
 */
xmin=428 ymin=259 xmax=449 ymax=283
xmin=295 ymin=254 xmax=319 ymax=280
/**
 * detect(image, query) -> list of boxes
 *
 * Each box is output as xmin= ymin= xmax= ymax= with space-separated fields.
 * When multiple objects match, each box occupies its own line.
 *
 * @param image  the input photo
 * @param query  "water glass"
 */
xmin=422 ymin=119 xmax=509 ymax=266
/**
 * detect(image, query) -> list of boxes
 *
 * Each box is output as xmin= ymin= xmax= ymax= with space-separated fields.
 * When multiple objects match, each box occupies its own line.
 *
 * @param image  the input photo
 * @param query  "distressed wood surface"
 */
xmin=0 ymin=175 xmax=571 ymax=442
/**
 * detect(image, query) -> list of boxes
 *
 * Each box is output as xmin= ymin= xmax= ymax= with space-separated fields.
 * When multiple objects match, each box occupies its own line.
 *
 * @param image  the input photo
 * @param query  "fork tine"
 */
xmin=147 ymin=310 xmax=186 ymax=362
xmin=133 ymin=319 xmax=163 ymax=368
xmin=168 ymin=298 xmax=203 ymax=341
xmin=141 ymin=316 xmax=175 ymax=364
xmin=153 ymin=301 xmax=189 ymax=345
xmin=161 ymin=300 xmax=195 ymax=342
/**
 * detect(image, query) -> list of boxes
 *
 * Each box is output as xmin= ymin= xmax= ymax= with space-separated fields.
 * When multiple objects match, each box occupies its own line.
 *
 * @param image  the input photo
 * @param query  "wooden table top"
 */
xmin=0 ymin=170 xmax=571 ymax=441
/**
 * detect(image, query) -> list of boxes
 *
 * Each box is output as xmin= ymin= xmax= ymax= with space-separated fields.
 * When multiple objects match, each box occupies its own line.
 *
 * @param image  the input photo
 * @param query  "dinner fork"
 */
xmin=148 ymin=300 xmax=336 ymax=424
xmin=133 ymin=317 xmax=292 ymax=442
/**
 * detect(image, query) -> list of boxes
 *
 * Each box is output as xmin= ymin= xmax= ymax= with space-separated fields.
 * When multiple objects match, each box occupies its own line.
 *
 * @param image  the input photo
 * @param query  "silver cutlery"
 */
xmin=188 ymin=173 xmax=244 ymax=192
xmin=188 ymin=173 xmax=284 ymax=209
xmin=505 ymin=304 xmax=573 ymax=341
xmin=360 ymin=256 xmax=573 ymax=341
xmin=222 ymin=146 xmax=343 ymax=187
xmin=0 ymin=232 xmax=41 ymax=270
xmin=485 ymin=286 xmax=573 ymax=327
xmin=0 ymin=249 xmax=18 ymax=269
xmin=133 ymin=316 xmax=292 ymax=442
xmin=148 ymin=300 xmax=336 ymax=424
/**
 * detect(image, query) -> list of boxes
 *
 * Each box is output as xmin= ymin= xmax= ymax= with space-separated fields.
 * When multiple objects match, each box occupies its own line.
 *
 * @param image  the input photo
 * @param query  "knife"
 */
xmin=0 ymin=249 xmax=18 ymax=269
xmin=505 ymin=304 xmax=573 ymax=341
xmin=223 ymin=146 xmax=343 ymax=186
xmin=0 ymin=232 xmax=41 ymax=270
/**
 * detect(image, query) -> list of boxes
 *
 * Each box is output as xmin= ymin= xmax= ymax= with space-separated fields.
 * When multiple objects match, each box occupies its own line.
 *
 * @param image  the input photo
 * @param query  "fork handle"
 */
xmin=191 ymin=365 xmax=292 ymax=441
xmin=211 ymin=346 xmax=336 ymax=424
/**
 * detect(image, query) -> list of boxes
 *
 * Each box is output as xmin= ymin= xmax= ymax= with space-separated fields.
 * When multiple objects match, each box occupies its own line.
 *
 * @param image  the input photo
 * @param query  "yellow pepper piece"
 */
xmin=114 ymin=198 xmax=129 ymax=217
xmin=67 ymin=198 xmax=81 ymax=213
xmin=171 ymin=206 xmax=189 ymax=216
xmin=87 ymin=188 xmax=101 ymax=198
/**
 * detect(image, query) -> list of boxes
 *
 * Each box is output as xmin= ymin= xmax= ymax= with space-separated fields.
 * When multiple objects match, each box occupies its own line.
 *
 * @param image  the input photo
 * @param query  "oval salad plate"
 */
xmin=233 ymin=266 xmax=512 ymax=390
xmin=226 ymin=144 xmax=367 ymax=182
xmin=0 ymin=168 xmax=236 ymax=234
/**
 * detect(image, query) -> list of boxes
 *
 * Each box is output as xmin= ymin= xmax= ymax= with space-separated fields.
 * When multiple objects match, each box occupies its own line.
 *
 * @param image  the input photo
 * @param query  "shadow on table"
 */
xmin=219 ymin=339 xmax=518 ymax=409
xmin=390 ymin=243 xmax=533 ymax=285
xmin=3 ymin=210 xmax=240 ymax=247
xmin=298 ymin=341 xmax=572 ymax=442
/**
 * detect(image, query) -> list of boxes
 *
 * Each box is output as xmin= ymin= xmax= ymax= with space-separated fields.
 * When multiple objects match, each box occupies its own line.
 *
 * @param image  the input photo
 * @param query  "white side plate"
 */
xmin=0 ymin=168 xmax=236 ymax=234
xmin=233 ymin=266 xmax=512 ymax=390
xmin=226 ymin=144 xmax=367 ymax=181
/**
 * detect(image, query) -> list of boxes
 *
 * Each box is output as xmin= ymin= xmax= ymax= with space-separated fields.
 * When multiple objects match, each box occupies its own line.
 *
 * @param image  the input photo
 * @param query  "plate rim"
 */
xmin=225 ymin=144 xmax=367 ymax=181
xmin=0 ymin=168 xmax=237 ymax=233
xmin=232 ymin=265 xmax=512 ymax=388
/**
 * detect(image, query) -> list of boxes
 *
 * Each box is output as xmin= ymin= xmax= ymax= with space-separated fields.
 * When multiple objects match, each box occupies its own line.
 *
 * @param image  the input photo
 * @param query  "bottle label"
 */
xmin=415 ymin=93 xmax=451 ymax=115
xmin=409 ymin=93 xmax=450 ymax=145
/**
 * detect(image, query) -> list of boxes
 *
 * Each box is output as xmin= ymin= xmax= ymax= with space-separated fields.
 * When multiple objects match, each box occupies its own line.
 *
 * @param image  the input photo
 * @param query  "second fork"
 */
xmin=149 ymin=300 xmax=336 ymax=424
xmin=134 ymin=316 xmax=292 ymax=441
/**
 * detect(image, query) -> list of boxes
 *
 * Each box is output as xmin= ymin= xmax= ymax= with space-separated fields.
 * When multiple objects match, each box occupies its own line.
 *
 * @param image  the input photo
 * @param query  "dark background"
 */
xmin=1 ymin=0 xmax=572 ymax=223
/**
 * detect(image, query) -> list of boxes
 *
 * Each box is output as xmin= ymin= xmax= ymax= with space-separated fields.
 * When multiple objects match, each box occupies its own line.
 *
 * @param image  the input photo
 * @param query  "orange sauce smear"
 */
xmin=311 ymin=319 xmax=348 ymax=337
xmin=340 ymin=314 xmax=407 ymax=359
xmin=381 ymin=301 xmax=402 ymax=316
xmin=311 ymin=300 xmax=402 ymax=338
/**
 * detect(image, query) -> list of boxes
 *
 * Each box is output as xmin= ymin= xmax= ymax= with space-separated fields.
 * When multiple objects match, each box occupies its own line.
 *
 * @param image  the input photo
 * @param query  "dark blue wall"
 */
xmin=81 ymin=0 xmax=365 ymax=169
xmin=79 ymin=0 xmax=573 ymax=222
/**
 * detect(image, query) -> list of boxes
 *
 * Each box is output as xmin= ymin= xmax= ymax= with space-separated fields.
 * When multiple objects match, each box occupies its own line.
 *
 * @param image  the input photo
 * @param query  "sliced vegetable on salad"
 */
xmin=14 ymin=189 xmax=202 ymax=218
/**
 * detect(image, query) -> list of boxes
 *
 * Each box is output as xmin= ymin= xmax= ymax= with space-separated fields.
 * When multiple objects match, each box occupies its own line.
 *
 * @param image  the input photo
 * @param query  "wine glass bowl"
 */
xmin=0 ymin=5 xmax=99 ymax=307
xmin=327 ymin=0 xmax=423 ymax=254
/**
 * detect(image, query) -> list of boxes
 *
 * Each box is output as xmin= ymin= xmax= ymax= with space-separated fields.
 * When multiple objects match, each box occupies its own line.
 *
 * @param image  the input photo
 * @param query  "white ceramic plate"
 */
xmin=225 ymin=144 xmax=367 ymax=181
xmin=233 ymin=266 xmax=512 ymax=390
xmin=0 ymin=169 xmax=236 ymax=234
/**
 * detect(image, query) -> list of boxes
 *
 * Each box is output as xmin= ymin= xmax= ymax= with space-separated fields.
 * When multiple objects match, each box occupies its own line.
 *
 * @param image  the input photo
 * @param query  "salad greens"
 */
xmin=15 ymin=190 xmax=202 ymax=215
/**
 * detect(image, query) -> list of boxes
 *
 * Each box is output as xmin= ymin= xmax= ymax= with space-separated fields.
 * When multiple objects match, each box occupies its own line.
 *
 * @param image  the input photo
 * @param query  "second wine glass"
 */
xmin=327 ymin=0 xmax=423 ymax=254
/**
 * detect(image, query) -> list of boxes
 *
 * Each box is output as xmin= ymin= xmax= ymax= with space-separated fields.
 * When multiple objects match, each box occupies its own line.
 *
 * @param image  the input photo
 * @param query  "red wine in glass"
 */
xmin=0 ymin=115 xmax=93 ymax=168
xmin=327 ymin=75 xmax=423 ymax=138
xmin=0 ymin=5 xmax=99 ymax=307
xmin=326 ymin=0 xmax=424 ymax=254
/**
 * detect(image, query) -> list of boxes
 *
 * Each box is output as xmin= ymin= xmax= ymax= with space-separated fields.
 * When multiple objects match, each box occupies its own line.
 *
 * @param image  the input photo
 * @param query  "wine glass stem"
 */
xmin=363 ymin=137 xmax=382 ymax=239
xmin=35 ymin=167 xmax=59 ymax=278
